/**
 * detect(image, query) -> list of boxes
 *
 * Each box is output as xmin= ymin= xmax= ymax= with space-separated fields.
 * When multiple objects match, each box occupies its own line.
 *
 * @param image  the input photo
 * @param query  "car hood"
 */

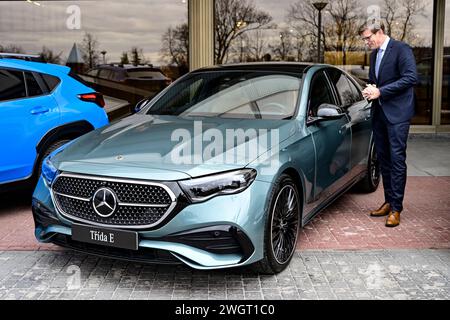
xmin=53 ymin=114 xmax=300 ymax=180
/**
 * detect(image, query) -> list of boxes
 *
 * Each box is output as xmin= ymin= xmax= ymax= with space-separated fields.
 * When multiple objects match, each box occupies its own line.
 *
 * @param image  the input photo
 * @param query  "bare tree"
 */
xmin=160 ymin=23 xmax=189 ymax=73
xmin=215 ymin=0 xmax=273 ymax=64
xmin=288 ymin=0 xmax=365 ymax=64
xmin=0 ymin=44 xmax=24 ymax=53
xmin=229 ymin=31 xmax=269 ymax=62
xmin=247 ymin=30 xmax=269 ymax=61
xmin=381 ymin=0 xmax=426 ymax=44
xmin=326 ymin=0 xmax=363 ymax=65
xmin=382 ymin=1 xmax=399 ymax=37
xmin=270 ymin=30 xmax=296 ymax=61
xmin=81 ymin=32 xmax=99 ymax=68
xmin=286 ymin=0 xmax=324 ymax=62
xmin=291 ymin=33 xmax=308 ymax=61
xmin=38 ymin=46 xmax=62 ymax=64
xmin=228 ymin=33 xmax=252 ymax=62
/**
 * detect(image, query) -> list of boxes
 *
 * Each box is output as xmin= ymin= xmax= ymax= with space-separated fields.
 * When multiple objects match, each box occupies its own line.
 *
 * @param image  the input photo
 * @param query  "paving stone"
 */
xmin=0 ymin=249 xmax=449 ymax=300
xmin=130 ymin=291 xmax=150 ymax=300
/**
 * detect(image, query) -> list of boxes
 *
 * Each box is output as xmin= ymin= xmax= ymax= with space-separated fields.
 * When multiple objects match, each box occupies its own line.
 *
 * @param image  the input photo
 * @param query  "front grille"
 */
xmin=51 ymin=173 xmax=176 ymax=229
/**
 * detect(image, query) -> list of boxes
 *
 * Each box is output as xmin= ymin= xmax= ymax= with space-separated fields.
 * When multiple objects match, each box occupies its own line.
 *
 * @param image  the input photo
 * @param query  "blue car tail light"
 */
xmin=78 ymin=92 xmax=105 ymax=108
xmin=178 ymin=169 xmax=257 ymax=203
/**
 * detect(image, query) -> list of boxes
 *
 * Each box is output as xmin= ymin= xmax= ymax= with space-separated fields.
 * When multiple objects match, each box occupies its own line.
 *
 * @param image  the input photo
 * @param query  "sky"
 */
xmin=0 ymin=0 xmax=443 ymax=65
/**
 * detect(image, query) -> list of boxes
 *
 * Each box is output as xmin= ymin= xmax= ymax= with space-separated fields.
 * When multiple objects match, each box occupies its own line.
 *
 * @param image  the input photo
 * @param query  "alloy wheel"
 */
xmin=270 ymin=185 xmax=300 ymax=265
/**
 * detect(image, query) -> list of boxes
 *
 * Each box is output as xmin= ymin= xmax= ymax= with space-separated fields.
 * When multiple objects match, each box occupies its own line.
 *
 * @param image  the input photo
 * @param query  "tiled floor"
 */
xmin=0 ymin=176 xmax=449 ymax=251
xmin=0 ymin=137 xmax=449 ymax=300
xmin=297 ymin=176 xmax=450 ymax=250
xmin=0 ymin=249 xmax=449 ymax=300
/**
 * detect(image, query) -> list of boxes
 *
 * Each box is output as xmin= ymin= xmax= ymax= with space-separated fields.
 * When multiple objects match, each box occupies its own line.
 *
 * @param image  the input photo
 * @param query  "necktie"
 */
xmin=375 ymin=48 xmax=383 ymax=79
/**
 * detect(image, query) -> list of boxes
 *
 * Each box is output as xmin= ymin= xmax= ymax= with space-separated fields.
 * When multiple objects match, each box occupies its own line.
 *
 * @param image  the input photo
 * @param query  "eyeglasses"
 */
xmin=361 ymin=34 xmax=374 ymax=42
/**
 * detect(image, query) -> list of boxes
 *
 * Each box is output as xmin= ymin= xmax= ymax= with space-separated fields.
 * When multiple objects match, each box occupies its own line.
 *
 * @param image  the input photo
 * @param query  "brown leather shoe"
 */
xmin=370 ymin=203 xmax=391 ymax=217
xmin=386 ymin=211 xmax=401 ymax=227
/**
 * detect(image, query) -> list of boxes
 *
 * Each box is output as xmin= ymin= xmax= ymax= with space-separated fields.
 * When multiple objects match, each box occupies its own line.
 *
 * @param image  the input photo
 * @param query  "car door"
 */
xmin=0 ymin=68 xmax=60 ymax=183
xmin=326 ymin=68 xmax=372 ymax=175
xmin=306 ymin=70 xmax=352 ymax=203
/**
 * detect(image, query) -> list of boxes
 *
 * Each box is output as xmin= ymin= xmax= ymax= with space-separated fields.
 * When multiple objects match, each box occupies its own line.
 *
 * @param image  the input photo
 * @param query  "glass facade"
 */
xmin=0 ymin=0 xmax=188 ymax=119
xmin=443 ymin=0 xmax=450 ymax=124
xmin=0 ymin=0 xmax=446 ymax=128
xmin=214 ymin=0 xmax=435 ymax=125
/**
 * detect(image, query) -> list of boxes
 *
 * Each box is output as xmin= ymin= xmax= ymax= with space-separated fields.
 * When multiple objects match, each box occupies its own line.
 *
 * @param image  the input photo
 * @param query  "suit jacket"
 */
xmin=368 ymin=38 xmax=419 ymax=124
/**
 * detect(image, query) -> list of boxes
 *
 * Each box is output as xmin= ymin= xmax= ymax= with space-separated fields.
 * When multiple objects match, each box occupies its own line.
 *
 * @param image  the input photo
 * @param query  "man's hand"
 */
xmin=362 ymin=84 xmax=381 ymax=100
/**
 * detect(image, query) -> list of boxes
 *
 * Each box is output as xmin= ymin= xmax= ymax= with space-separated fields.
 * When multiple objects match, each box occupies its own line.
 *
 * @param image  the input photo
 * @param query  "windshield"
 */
xmin=145 ymin=71 xmax=302 ymax=119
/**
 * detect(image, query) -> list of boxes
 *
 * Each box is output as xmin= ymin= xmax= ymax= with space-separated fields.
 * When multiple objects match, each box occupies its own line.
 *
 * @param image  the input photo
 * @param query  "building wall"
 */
xmin=0 ymin=0 xmax=447 ymax=132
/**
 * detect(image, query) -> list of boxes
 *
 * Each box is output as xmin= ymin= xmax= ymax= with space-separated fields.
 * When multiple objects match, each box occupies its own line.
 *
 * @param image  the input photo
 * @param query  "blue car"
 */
xmin=0 ymin=56 xmax=109 ymax=190
xmin=32 ymin=63 xmax=379 ymax=274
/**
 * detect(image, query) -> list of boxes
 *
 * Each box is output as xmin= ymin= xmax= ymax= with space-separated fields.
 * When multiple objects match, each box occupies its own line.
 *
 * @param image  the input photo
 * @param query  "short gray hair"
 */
xmin=359 ymin=20 xmax=385 ymax=35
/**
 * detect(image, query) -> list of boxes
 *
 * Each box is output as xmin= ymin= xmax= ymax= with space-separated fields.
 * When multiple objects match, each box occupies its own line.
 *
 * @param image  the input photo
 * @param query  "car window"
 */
xmin=127 ymin=70 xmax=166 ymax=80
xmin=86 ymin=69 xmax=99 ymax=77
xmin=98 ymin=69 xmax=113 ymax=79
xmin=24 ymin=72 xmax=44 ymax=97
xmin=41 ymin=73 xmax=61 ymax=91
xmin=346 ymin=76 xmax=364 ymax=103
xmin=111 ymin=70 xmax=124 ymax=81
xmin=0 ymin=69 xmax=26 ymax=101
xmin=326 ymin=68 xmax=354 ymax=108
xmin=308 ymin=71 xmax=335 ymax=117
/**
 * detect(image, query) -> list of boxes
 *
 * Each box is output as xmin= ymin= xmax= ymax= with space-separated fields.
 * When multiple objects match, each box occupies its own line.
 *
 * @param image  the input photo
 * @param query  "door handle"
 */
xmin=30 ymin=106 xmax=50 ymax=115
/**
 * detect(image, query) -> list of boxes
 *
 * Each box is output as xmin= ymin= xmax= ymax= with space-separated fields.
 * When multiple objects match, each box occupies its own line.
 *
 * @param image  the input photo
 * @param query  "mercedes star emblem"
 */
xmin=92 ymin=187 xmax=117 ymax=217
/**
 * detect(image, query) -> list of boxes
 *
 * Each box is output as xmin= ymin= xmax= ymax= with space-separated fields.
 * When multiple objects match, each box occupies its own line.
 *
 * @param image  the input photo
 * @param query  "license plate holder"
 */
xmin=71 ymin=224 xmax=138 ymax=251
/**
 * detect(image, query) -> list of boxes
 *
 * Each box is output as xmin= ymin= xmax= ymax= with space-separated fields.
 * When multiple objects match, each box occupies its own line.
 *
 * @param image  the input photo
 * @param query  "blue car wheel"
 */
xmin=254 ymin=174 xmax=301 ymax=274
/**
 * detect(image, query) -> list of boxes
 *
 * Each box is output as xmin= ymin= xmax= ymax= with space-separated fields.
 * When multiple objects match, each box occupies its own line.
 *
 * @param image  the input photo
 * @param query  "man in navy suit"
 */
xmin=359 ymin=22 xmax=418 ymax=227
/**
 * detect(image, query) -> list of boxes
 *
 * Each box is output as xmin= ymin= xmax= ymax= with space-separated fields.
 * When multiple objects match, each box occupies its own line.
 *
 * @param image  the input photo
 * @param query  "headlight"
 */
xmin=42 ymin=156 xmax=58 ymax=186
xmin=178 ymin=169 xmax=257 ymax=203
xmin=41 ymin=140 xmax=75 ymax=186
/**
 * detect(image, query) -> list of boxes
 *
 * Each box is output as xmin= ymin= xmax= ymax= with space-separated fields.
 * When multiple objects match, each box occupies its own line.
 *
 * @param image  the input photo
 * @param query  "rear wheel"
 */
xmin=253 ymin=174 xmax=301 ymax=274
xmin=354 ymin=141 xmax=380 ymax=193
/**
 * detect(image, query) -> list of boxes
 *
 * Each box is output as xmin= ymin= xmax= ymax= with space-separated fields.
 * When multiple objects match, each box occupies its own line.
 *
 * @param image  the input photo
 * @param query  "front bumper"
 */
xmin=32 ymin=175 xmax=272 ymax=270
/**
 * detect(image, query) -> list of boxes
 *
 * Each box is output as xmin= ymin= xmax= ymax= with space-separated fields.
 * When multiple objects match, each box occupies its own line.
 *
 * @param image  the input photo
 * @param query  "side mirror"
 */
xmin=133 ymin=98 xmax=148 ymax=114
xmin=317 ymin=103 xmax=345 ymax=119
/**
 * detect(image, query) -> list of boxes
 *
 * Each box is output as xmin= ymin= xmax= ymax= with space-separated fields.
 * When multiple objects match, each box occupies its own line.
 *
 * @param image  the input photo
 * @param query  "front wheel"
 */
xmin=253 ymin=174 xmax=301 ymax=274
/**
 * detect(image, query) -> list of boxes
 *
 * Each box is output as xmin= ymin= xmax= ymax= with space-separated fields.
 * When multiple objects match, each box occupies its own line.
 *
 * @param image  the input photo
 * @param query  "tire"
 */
xmin=252 ymin=174 xmax=301 ymax=274
xmin=35 ymin=139 xmax=71 ymax=181
xmin=354 ymin=141 xmax=380 ymax=193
